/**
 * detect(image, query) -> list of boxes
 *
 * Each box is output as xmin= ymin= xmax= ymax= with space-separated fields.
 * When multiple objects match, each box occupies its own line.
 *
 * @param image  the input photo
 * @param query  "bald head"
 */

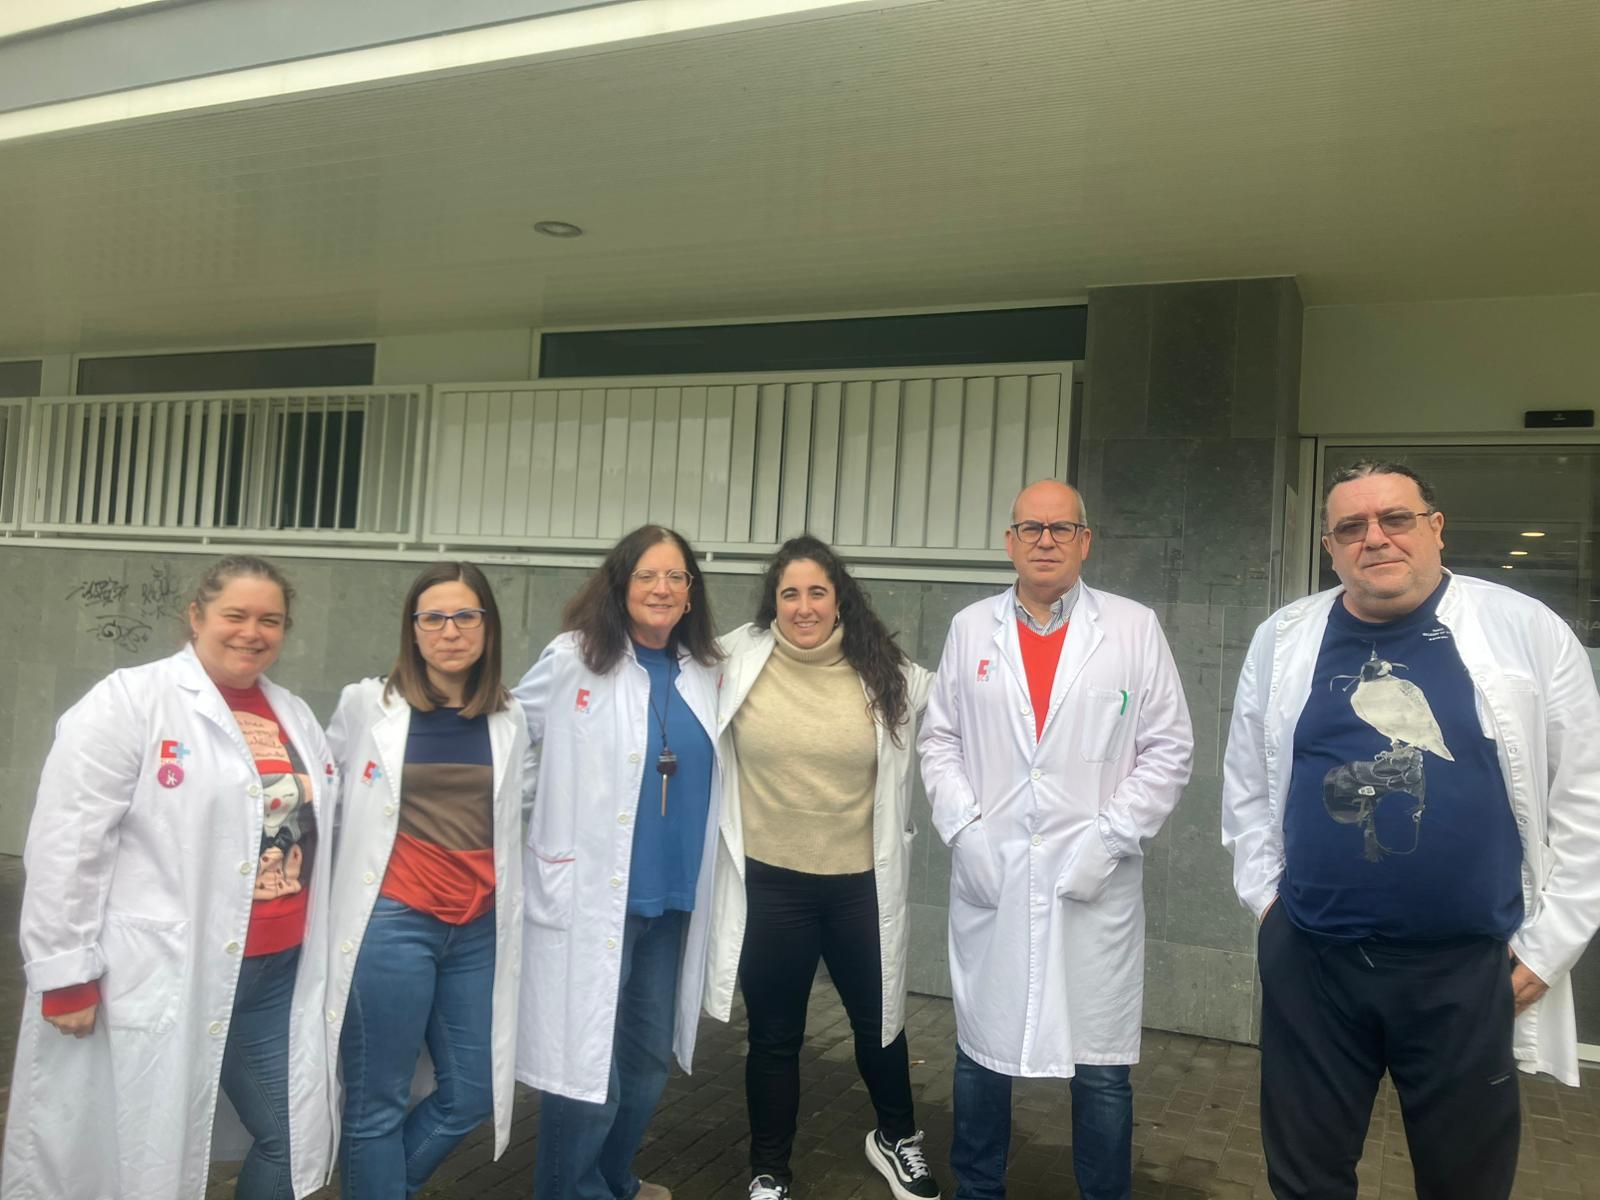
xmin=1006 ymin=479 xmax=1092 ymax=604
xmin=1011 ymin=480 xmax=1087 ymax=527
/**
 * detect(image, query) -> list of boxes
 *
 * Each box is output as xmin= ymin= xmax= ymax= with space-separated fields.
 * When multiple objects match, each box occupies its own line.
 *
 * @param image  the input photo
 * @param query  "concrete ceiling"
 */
xmin=2 ymin=0 xmax=1597 ymax=353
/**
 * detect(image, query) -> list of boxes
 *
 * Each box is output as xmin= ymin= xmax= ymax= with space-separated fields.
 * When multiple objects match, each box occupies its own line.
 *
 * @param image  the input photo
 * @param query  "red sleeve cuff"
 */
xmin=41 ymin=980 xmax=101 ymax=1017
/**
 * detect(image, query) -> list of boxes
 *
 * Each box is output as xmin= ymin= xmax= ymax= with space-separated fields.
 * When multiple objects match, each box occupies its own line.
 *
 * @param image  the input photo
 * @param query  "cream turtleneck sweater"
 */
xmin=732 ymin=624 xmax=877 ymax=874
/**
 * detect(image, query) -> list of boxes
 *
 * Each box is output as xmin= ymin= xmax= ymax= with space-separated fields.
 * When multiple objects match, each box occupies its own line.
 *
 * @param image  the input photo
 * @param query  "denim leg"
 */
xmin=403 ymin=909 xmax=497 ymax=1195
xmin=339 ymin=899 xmax=442 ymax=1200
xmin=596 ymin=912 xmax=684 ymax=1198
xmin=534 ymin=913 xmax=682 ymax=1200
xmin=219 ymin=946 xmax=300 ymax=1200
xmin=1069 ymin=1064 xmax=1133 ymax=1200
xmin=950 ymin=1046 xmax=1012 ymax=1200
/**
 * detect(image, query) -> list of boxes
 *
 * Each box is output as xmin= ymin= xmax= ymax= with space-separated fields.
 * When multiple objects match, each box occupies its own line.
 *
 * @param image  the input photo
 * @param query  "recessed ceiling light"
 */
xmin=533 ymin=220 xmax=584 ymax=238
xmin=1520 ymin=530 xmax=1546 ymax=538
xmin=1509 ymin=550 xmax=1529 ymax=557
xmin=1502 ymin=564 xmax=1515 ymax=569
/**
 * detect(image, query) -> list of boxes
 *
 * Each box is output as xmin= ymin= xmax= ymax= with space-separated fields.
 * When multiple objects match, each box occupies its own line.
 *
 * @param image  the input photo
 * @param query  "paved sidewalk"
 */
xmin=0 ymin=856 xmax=1595 ymax=1199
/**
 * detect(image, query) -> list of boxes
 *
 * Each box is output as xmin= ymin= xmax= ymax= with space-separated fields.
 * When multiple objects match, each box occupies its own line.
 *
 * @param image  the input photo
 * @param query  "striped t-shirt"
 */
xmin=381 ymin=706 xmax=496 ymax=924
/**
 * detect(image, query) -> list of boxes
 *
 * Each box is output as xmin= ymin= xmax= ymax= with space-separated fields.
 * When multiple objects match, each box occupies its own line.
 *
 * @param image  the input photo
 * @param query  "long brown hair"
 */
xmin=384 ymin=561 xmax=508 ymax=718
xmin=562 ymin=525 xmax=722 ymax=675
xmin=755 ymin=535 xmax=911 ymax=743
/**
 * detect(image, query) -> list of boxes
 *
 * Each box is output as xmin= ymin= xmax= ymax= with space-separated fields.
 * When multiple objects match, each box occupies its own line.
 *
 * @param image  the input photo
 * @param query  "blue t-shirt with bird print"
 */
xmin=1283 ymin=575 xmax=1523 ymax=941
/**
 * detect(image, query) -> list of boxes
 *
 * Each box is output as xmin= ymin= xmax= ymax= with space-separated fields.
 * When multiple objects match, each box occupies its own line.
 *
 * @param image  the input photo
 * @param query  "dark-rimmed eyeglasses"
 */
xmin=1009 ymin=520 xmax=1088 ymax=545
xmin=631 ymin=569 xmax=694 ymax=591
xmin=413 ymin=608 xmax=486 ymax=632
xmin=1325 ymin=510 xmax=1434 ymax=545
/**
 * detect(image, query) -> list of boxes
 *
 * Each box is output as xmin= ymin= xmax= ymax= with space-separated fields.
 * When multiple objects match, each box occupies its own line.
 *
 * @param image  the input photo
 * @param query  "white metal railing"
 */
xmin=5 ymin=364 xmax=1077 ymax=575
xmin=19 ymin=387 xmax=425 ymax=540
xmin=0 ymin=398 xmax=26 ymax=527
xmin=424 ymin=364 xmax=1074 ymax=560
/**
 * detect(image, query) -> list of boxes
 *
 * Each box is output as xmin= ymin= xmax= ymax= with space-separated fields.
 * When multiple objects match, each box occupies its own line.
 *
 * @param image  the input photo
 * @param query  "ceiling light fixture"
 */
xmin=1520 ymin=530 xmax=1546 ymax=538
xmin=1509 ymin=550 xmax=1529 ymax=557
xmin=533 ymin=220 xmax=584 ymax=238
xmin=1502 ymin=564 xmax=1515 ymax=569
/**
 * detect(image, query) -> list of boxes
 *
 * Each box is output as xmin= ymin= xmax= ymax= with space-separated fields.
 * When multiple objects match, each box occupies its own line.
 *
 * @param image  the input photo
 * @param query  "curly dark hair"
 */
xmin=754 ymin=535 xmax=911 ymax=744
xmin=563 ymin=525 xmax=722 ymax=675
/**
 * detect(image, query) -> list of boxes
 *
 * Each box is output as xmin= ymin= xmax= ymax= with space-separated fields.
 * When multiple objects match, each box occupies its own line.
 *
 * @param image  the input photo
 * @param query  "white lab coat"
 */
xmin=703 ymin=624 xmax=933 ymax=1045
xmin=1222 ymin=572 xmax=1600 ymax=1086
xmin=512 ymin=632 xmax=724 ymax=1102
xmin=919 ymin=585 xmax=1193 ymax=1077
xmin=1 ymin=645 xmax=337 ymax=1200
xmin=322 ymin=679 xmax=531 ymax=1156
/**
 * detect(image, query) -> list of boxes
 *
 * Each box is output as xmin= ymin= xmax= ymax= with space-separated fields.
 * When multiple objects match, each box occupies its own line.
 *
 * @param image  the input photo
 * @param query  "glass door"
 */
xmin=1317 ymin=442 xmax=1600 ymax=1052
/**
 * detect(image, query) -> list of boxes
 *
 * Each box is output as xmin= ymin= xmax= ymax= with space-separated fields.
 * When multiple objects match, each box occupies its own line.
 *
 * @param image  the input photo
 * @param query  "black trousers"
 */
xmin=739 ymin=857 xmax=917 ymax=1182
xmin=1257 ymin=903 xmax=1521 ymax=1200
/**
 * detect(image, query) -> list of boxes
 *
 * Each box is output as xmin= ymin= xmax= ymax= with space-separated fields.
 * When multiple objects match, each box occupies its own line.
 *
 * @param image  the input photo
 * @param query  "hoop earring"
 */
xmin=684 ymin=600 xmax=692 ymax=613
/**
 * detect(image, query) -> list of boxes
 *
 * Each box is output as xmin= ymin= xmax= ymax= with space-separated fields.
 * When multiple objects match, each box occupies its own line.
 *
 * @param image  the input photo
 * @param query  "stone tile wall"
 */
xmin=1078 ymin=277 xmax=1304 ymax=1043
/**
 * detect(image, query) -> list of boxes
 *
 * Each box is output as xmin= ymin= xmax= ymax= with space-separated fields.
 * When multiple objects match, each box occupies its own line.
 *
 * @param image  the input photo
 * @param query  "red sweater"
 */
xmin=1016 ymin=619 xmax=1069 ymax=741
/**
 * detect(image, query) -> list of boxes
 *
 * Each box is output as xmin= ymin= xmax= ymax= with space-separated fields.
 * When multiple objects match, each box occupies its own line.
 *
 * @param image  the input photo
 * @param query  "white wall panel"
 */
xmin=424 ymin=364 xmax=1073 ymax=558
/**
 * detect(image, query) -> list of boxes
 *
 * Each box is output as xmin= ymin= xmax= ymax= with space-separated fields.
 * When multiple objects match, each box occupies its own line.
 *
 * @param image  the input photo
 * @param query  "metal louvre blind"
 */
xmin=21 ymin=388 xmax=423 ymax=537
xmin=425 ymin=364 xmax=1073 ymax=555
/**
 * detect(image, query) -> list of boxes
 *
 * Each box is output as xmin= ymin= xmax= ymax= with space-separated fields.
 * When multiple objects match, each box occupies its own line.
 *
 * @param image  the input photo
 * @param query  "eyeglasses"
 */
xmin=631 ymin=569 xmax=694 ymax=591
xmin=1009 ymin=520 xmax=1088 ymax=545
xmin=413 ymin=608 xmax=486 ymax=632
xmin=1325 ymin=510 xmax=1434 ymax=545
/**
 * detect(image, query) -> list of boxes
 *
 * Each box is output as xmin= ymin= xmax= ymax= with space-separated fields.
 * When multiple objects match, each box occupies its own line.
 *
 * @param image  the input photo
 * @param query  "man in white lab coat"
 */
xmin=1222 ymin=460 xmax=1600 ymax=1200
xmin=920 ymin=479 xmax=1193 ymax=1200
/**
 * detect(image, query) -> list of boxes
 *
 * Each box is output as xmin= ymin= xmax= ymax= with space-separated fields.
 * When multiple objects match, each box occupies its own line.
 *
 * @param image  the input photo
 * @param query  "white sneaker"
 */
xmin=865 ymin=1129 xmax=941 ymax=1200
xmin=748 ymin=1175 xmax=790 ymax=1200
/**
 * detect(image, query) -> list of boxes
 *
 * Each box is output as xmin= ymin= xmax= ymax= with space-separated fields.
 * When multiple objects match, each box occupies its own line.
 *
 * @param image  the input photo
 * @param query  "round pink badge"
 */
xmin=157 ymin=763 xmax=184 ymax=789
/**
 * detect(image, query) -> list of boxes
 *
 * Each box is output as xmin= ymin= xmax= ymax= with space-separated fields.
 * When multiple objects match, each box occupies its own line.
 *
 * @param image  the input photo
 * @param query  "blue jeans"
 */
xmin=220 ymin=945 xmax=300 ymax=1200
xmin=951 ymin=1046 xmax=1132 ymax=1200
xmin=339 ymin=898 xmax=497 ymax=1200
xmin=535 ymin=911 xmax=686 ymax=1200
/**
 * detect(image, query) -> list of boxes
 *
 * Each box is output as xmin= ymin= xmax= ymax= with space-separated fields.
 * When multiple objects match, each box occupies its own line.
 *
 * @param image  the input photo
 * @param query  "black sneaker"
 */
xmin=748 ymin=1176 xmax=789 ymax=1200
xmin=865 ymin=1129 xmax=940 ymax=1200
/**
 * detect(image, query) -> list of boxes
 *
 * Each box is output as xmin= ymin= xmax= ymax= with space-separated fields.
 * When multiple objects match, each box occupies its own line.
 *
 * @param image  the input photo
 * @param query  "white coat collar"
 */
xmin=988 ymin=583 xmax=1105 ymax=748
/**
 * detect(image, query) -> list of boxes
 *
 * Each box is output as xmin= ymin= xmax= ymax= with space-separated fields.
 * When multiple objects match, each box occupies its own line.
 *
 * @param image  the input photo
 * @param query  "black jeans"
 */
xmin=740 ymin=857 xmax=917 ymax=1183
xmin=1257 ymin=903 xmax=1521 ymax=1200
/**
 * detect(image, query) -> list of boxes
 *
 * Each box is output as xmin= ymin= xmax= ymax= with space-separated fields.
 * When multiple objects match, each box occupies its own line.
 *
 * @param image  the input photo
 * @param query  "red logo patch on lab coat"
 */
xmin=976 ymin=659 xmax=992 ymax=682
xmin=575 ymin=688 xmax=591 ymax=713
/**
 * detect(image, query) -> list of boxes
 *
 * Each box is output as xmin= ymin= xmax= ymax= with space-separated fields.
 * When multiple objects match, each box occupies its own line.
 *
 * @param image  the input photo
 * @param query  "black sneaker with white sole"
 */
xmin=865 ymin=1129 xmax=941 ymax=1200
xmin=748 ymin=1175 xmax=789 ymax=1200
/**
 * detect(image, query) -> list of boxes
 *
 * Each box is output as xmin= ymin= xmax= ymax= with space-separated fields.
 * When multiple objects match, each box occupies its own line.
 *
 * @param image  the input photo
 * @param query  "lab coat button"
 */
xmin=208 ymin=1021 xmax=224 ymax=1036
xmin=610 ymin=877 xmax=622 ymax=889
xmin=628 ymin=752 xmax=641 ymax=764
xmin=1021 ymin=704 xmax=1031 ymax=715
xmin=224 ymin=941 xmax=240 ymax=955
xmin=341 ymin=940 xmax=354 ymax=954
xmin=606 ymin=938 xmax=618 ymax=949
xmin=363 ymin=871 xmax=376 ymax=885
xmin=384 ymin=805 xmax=396 ymax=817
xmin=1031 ymin=835 xmax=1042 ymax=847
xmin=1030 ymin=769 xmax=1042 ymax=781
xmin=618 ymin=813 xmax=631 ymax=825
xmin=238 ymin=861 xmax=253 ymax=875
xmin=326 ymin=1009 xmax=338 ymax=1023
xmin=248 ymin=784 xmax=261 ymax=798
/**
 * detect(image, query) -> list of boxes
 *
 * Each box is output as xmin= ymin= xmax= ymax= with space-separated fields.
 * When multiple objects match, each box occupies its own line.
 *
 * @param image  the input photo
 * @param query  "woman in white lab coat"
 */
xmin=514 ymin=524 xmax=723 ymax=1200
xmin=2 ymin=555 xmax=337 ymax=1200
xmin=324 ymin=561 xmax=529 ymax=1199
xmin=704 ymin=535 xmax=939 ymax=1200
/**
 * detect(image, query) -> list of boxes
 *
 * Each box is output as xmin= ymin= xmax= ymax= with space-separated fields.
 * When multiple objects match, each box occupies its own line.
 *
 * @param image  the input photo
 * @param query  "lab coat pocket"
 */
xmin=1079 ymin=686 xmax=1130 ymax=762
xmin=950 ymin=820 xmax=1002 ymax=909
xmin=1055 ymin=828 xmax=1119 ymax=902
xmin=99 ymin=912 xmax=188 ymax=1033
xmin=524 ymin=845 xmax=576 ymax=930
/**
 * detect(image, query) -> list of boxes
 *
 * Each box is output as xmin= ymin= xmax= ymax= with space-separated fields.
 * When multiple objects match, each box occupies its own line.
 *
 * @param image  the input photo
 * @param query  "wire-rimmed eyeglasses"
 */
xmin=1325 ymin=510 xmax=1434 ymax=545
